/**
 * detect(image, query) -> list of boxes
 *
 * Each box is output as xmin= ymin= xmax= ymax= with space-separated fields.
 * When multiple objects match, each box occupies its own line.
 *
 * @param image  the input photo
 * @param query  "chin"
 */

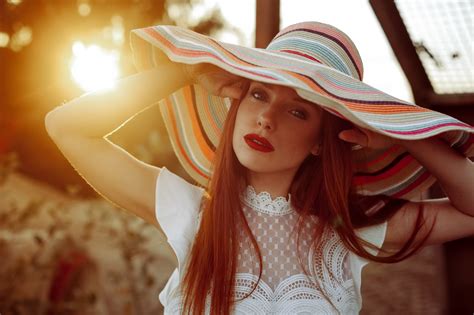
xmin=236 ymin=153 xmax=262 ymax=168
xmin=235 ymin=150 xmax=271 ymax=172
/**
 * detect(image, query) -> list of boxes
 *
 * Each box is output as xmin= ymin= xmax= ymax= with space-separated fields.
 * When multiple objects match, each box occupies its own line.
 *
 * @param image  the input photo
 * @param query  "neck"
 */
xmin=246 ymin=168 xmax=297 ymax=200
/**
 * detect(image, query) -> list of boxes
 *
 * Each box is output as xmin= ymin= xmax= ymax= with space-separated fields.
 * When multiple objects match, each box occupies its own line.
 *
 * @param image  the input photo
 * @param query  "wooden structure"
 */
xmin=368 ymin=2 xmax=473 ymax=314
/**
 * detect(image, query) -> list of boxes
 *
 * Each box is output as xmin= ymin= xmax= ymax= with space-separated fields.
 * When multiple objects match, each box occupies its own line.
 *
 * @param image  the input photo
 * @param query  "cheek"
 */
xmin=234 ymin=103 xmax=254 ymax=132
xmin=232 ymin=108 xmax=247 ymax=149
xmin=285 ymin=126 xmax=320 ymax=155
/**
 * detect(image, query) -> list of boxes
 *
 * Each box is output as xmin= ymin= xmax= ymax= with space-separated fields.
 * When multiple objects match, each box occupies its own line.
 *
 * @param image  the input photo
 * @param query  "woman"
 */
xmin=45 ymin=22 xmax=474 ymax=314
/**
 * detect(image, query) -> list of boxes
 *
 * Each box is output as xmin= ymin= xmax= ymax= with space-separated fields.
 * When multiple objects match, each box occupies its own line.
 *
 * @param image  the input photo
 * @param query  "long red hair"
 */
xmin=181 ymin=81 xmax=432 ymax=314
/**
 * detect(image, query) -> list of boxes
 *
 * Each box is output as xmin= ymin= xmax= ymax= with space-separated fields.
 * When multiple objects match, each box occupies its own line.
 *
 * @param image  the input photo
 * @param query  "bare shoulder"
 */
xmin=47 ymin=133 xmax=164 ymax=234
xmin=383 ymin=197 xmax=474 ymax=251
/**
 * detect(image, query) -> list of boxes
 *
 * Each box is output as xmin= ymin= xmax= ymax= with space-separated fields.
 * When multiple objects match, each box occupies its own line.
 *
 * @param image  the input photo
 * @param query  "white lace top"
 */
xmin=155 ymin=167 xmax=387 ymax=314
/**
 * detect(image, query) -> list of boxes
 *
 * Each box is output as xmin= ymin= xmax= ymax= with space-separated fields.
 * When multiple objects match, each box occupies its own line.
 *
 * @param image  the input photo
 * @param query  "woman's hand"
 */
xmin=182 ymin=63 xmax=244 ymax=99
xmin=338 ymin=126 xmax=399 ymax=150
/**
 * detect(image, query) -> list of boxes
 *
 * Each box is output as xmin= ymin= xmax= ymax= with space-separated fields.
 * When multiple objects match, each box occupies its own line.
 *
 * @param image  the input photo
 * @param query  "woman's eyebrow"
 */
xmin=292 ymin=97 xmax=320 ymax=109
xmin=292 ymin=97 xmax=311 ymax=104
xmin=254 ymin=82 xmax=273 ymax=90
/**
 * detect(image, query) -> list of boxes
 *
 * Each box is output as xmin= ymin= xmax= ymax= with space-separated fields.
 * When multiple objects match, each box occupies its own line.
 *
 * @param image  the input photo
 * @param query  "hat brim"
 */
xmin=130 ymin=25 xmax=474 ymax=199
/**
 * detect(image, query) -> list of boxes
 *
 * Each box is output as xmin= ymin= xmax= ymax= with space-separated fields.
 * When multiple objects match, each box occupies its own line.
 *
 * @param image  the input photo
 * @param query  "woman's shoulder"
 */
xmin=154 ymin=166 xmax=207 ymax=223
xmin=154 ymin=167 xmax=207 ymax=268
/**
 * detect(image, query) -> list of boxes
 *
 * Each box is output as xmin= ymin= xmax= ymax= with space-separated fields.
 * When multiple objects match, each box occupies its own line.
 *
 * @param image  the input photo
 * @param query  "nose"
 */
xmin=257 ymin=107 xmax=276 ymax=130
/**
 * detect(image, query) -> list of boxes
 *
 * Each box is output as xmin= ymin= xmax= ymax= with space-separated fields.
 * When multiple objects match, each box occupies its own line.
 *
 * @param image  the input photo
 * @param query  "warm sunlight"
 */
xmin=70 ymin=41 xmax=120 ymax=92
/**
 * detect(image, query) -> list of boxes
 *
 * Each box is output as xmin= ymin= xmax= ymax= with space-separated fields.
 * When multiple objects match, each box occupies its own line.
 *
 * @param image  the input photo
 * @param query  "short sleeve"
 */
xmin=348 ymin=221 xmax=388 ymax=309
xmin=155 ymin=166 xmax=205 ymax=278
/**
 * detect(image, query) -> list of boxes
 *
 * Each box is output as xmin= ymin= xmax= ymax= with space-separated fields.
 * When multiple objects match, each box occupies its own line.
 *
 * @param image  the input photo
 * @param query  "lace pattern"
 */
xmin=164 ymin=185 xmax=360 ymax=314
xmin=167 ymin=272 xmax=357 ymax=314
xmin=240 ymin=185 xmax=294 ymax=216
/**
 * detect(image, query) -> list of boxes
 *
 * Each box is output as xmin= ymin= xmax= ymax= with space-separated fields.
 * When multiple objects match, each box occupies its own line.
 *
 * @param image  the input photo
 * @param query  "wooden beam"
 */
xmin=425 ymin=92 xmax=474 ymax=108
xmin=369 ymin=0 xmax=434 ymax=106
xmin=255 ymin=0 xmax=280 ymax=48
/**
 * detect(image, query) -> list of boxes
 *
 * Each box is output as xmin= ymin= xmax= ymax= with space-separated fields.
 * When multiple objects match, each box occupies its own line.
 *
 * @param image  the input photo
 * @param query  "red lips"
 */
xmin=244 ymin=134 xmax=274 ymax=152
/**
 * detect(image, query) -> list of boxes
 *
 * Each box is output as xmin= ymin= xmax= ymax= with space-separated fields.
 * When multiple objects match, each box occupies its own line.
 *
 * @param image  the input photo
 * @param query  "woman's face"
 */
xmin=232 ymin=81 xmax=323 ymax=176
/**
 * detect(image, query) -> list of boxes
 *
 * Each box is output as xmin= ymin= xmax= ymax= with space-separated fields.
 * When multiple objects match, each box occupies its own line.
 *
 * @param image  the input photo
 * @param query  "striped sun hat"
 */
xmin=129 ymin=21 xmax=474 ymax=199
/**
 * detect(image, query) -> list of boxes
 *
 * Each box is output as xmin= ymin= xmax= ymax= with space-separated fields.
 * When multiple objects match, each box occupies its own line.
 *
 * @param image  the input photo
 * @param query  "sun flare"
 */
xmin=70 ymin=41 xmax=120 ymax=92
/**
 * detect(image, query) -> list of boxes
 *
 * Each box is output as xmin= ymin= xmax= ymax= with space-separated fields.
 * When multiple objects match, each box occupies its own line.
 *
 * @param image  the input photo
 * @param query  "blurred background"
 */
xmin=0 ymin=0 xmax=472 ymax=314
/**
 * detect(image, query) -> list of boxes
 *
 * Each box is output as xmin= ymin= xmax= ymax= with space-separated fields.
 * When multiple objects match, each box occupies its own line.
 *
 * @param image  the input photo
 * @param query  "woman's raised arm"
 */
xmin=339 ymin=127 xmax=474 ymax=249
xmin=43 ymin=62 xmax=191 ymax=235
xmin=43 ymin=61 xmax=242 ymax=235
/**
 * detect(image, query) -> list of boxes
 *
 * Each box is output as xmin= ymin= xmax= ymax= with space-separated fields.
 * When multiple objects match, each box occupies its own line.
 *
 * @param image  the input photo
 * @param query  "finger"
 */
xmin=217 ymin=77 xmax=245 ymax=98
xmin=338 ymin=129 xmax=368 ymax=146
xmin=220 ymin=85 xmax=243 ymax=99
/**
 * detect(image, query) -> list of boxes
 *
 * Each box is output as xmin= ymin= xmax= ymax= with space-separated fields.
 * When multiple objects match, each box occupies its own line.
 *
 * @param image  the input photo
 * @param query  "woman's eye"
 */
xmin=291 ymin=109 xmax=307 ymax=119
xmin=251 ymin=89 xmax=266 ymax=101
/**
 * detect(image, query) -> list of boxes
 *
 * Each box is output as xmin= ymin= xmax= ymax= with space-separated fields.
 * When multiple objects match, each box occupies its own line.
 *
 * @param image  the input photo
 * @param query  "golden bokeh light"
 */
xmin=102 ymin=15 xmax=125 ymax=46
xmin=0 ymin=32 xmax=10 ymax=48
xmin=78 ymin=3 xmax=92 ymax=17
xmin=10 ymin=26 xmax=32 ymax=52
xmin=7 ymin=0 xmax=22 ymax=5
xmin=70 ymin=41 xmax=120 ymax=92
